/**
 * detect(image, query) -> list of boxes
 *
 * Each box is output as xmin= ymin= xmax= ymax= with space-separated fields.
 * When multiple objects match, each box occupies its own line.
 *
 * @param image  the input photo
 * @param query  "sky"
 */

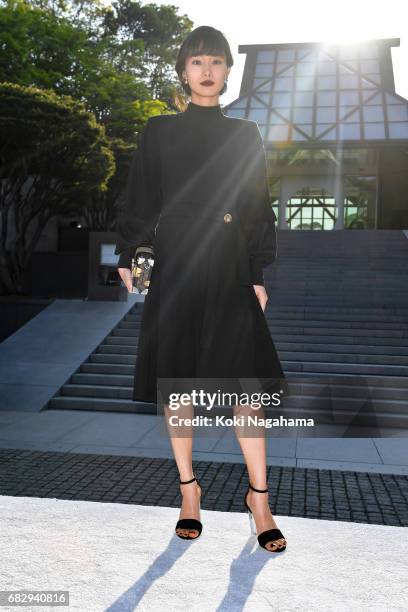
xmin=149 ymin=0 xmax=407 ymax=105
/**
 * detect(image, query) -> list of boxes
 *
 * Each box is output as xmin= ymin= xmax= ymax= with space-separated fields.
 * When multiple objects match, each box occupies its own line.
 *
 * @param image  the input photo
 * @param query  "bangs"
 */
xmin=185 ymin=31 xmax=227 ymax=59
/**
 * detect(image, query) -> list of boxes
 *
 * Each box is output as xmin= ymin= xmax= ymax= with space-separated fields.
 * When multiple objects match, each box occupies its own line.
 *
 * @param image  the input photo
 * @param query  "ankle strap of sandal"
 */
xmin=249 ymin=482 xmax=268 ymax=493
xmin=180 ymin=475 xmax=197 ymax=485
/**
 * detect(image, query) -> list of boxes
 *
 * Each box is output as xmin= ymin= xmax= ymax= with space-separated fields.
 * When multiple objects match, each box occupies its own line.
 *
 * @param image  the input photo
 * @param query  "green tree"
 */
xmin=101 ymin=0 xmax=193 ymax=103
xmin=0 ymin=0 xmax=154 ymax=137
xmin=0 ymin=82 xmax=115 ymax=294
xmin=0 ymin=0 xmax=193 ymax=114
xmin=0 ymin=0 xmax=191 ymax=292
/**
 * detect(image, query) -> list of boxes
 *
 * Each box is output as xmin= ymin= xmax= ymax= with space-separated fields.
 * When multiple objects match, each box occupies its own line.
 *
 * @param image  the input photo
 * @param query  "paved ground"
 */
xmin=0 ymin=408 xmax=407 ymax=475
xmin=0 ymin=450 xmax=407 ymax=525
xmin=1 ymin=493 xmax=407 ymax=612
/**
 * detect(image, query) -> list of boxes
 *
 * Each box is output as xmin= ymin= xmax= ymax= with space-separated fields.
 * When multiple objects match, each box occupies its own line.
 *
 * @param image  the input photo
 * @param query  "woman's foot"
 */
xmin=176 ymin=478 xmax=202 ymax=538
xmin=246 ymin=486 xmax=286 ymax=552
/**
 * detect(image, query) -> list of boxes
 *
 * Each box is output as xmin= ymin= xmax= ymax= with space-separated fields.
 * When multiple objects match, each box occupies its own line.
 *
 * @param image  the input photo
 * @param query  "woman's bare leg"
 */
xmin=163 ymin=399 xmax=201 ymax=538
xmin=233 ymin=404 xmax=286 ymax=551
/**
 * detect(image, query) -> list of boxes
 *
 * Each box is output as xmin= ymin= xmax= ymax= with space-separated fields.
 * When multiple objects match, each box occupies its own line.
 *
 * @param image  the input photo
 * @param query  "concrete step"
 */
xmin=97 ymin=344 xmax=138 ymax=354
xmin=270 ymin=275 xmax=408 ymax=279
xmin=267 ymin=312 xmax=408 ymax=319
xmin=97 ymin=338 xmax=408 ymax=357
xmin=263 ymin=298 xmax=408 ymax=307
xmin=71 ymin=372 xmax=132 ymax=386
xmin=126 ymin=307 xmax=408 ymax=318
xmin=285 ymin=369 xmax=408 ymax=383
xmin=49 ymin=396 xmax=155 ymax=413
xmin=275 ymin=261 xmax=408 ymax=265
xmin=80 ymin=361 xmax=135 ymax=373
xmin=270 ymin=306 xmax=408 ymax=314
xmin=281 ymin=359 xmax=408 ymax=376
xmin=266 ymin=285 xmax=408 ymax=293
xmin=61 ymin=383 xmax=133 ymax=399
xmin=118 ymin=318 xmax=408 ymax=331
xmin=101 ymin=336 xmax=408 ymax=355
xmin=265 ymin=288 xmax=408 ymax=295
xmin=80 ymin=352 xmax=408 ymax=376
xmin=115 ymin=316 xmax=408 ymax=344
xmin=121 ymin=318 xmax=408 ymax=329
xmin=275 ymin=327 xmax=408 ymax=338
xmin=280 ymin=351 xmax=408 ymax=365
xmin=108 ymin=330 xmax=408 ymax=348
xmin=59 ymin=380 xmax=408 ymax=403
xmin=276 ymin=342 xmax=408 ymax=356
xmin=265 ymin=289 xmax=408 ymax=297
xmin=71 ymin=372 xmax=408 ymax=390
xmin=269 ymin=260 xmax=408 ymax=264
xmin=267 ymin=278 xmax=408 ymax=283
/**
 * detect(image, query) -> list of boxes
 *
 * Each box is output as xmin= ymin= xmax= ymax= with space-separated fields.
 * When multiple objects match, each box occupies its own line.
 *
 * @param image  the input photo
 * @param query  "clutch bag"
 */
xmin=131 ymin=245 xmax=155 ymax=294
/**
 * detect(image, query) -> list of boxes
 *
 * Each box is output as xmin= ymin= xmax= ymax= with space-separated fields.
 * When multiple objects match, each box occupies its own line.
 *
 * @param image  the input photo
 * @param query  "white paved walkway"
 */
xmin=0 ymin=495 xmax=407 ymax=612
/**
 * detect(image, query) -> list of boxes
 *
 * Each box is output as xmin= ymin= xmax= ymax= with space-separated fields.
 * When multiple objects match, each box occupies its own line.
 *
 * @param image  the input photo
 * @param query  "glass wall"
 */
xmin=343 ymin=176 xmax=377 ymax=228
xmin=227 ymin=44 xmax=408 ymax=145
xmin=286 ymin=187 xmax=336 ymax=229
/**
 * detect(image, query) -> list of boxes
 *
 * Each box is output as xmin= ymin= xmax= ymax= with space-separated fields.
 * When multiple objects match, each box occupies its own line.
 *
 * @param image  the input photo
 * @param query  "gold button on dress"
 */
xmin=224 ymin=213 xmax=232 ymax=223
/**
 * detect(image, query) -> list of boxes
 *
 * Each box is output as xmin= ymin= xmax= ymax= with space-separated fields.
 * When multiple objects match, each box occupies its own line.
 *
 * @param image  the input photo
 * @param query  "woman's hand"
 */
xmin=253 ymin=284 xmax=268 ymax=312
xmin=118 ymin=267 xmax=133 ymax=293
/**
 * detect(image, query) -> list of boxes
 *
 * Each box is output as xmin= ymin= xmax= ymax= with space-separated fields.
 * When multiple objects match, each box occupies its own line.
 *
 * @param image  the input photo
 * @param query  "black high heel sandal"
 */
xmin=175 ymin=474 xmax=203 ymax=540
xmin=244 ymin=482 xmax=287 ymax=552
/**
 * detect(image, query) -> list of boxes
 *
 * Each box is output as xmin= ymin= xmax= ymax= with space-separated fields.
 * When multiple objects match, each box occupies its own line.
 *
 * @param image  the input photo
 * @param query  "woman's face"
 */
xmin=182 ymin=53 xmax=230 ymax=104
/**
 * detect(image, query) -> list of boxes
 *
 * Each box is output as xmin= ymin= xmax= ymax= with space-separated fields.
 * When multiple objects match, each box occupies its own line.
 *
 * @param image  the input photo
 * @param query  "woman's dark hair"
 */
xmin=175 ymin=26 xmax=234 ymax=102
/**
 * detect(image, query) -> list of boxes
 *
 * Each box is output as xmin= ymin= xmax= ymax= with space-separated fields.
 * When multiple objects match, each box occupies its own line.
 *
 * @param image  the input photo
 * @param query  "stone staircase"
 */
xmin=46 ymin=230 xmax=408 ymax=429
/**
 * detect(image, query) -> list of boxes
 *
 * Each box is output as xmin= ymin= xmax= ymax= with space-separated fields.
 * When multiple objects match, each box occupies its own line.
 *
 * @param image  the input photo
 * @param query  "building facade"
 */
xmin=224 ymin=38 xmax=408 ymax=230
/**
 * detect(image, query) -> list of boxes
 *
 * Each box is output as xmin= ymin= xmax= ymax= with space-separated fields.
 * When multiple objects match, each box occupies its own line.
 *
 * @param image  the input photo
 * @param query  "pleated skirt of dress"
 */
xmin=132 ymin=210 xmax=289 ymax=408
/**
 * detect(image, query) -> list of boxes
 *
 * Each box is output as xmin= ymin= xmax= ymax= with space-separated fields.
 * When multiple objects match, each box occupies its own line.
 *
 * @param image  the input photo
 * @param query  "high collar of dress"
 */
xmin=184 ymin=100 xmax=224 ymax=121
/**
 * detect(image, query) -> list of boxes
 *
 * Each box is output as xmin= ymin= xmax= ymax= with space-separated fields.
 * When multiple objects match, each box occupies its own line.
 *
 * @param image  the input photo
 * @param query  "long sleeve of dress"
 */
xmin=239 ymin=122 xmax=278 ymax=286
xmin=115 ymin=117 xmax=161 ymax=269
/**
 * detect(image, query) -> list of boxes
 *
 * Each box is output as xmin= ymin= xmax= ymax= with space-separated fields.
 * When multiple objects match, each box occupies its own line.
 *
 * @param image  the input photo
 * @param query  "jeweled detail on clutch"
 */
xmin=131 ymin=245 xmax=155 ymax=294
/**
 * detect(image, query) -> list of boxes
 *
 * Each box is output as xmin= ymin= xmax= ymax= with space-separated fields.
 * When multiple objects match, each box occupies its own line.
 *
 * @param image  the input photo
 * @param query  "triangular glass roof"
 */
xmin=224 ymin=44 xmax=408 ymax=146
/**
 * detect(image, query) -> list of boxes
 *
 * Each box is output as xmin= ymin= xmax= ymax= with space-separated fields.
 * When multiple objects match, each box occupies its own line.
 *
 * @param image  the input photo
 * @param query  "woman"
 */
xmin=115 ymin=26 xmax=287 ymax=553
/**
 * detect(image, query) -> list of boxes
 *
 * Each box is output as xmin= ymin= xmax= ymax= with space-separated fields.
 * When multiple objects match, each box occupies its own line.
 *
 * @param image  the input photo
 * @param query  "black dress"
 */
xmin=115 ymin=100 xmax=288 ymax=406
